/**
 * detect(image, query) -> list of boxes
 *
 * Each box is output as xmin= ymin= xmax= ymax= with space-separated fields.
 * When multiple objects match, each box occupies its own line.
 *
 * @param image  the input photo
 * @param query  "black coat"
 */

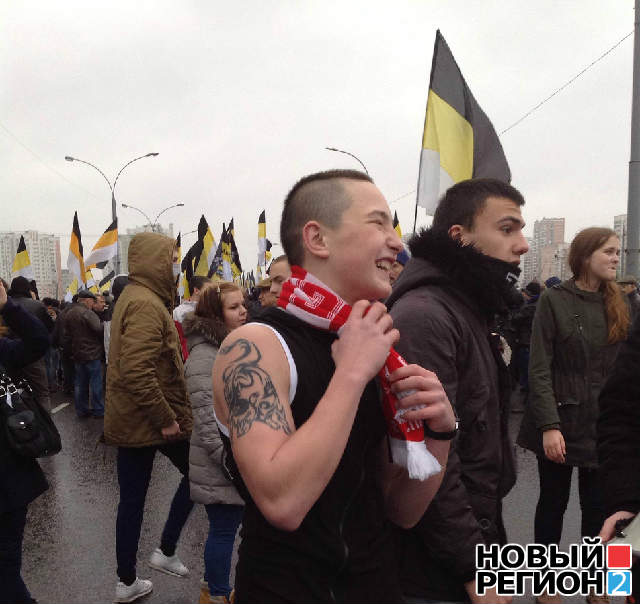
xmin=598 ymin=315 xmax=640 ymax=516
xmin=0 ymin=297 xmax=49 ymax=513
xmin=386 ymin=229 xmax=517 ymax=602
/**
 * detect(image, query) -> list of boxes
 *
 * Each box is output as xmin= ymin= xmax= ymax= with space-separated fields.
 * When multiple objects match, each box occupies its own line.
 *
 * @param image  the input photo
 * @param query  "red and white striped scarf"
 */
xmin=278 ymin=265 xmax=440 ymax=480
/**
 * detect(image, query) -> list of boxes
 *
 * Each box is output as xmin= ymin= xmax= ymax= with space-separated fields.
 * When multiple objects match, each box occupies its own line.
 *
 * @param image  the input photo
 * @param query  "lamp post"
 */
xmin=325 ymin=147 xmax=369 ymax=174
xmin=152 ymin=203 xmax=184 ymax=231
xmin=121 ymin=203 xmax=184 ymax=233
xmin=64 ymin=152 xmax=159 ymax=272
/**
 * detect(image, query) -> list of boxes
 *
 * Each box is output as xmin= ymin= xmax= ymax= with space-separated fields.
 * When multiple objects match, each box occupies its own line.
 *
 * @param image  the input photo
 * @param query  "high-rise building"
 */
xmin=533 ymin=218 xmax=565 ymax=284
xmin=0 ymin=231 xmax=61 ymax=298
xmin=520 ymin=237 xmax=536 ymax=285
xmin=614 ymin=214 xmax=628 ymax=277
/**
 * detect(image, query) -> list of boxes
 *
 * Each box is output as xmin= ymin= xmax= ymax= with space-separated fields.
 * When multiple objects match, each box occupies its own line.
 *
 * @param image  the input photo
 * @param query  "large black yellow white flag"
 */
xmin=417 ymin=30 xmax=510 ymax=214
xmin=85 ymin=218 xmax=118 ymax=269
xmin=194 ymin=215 xmax=217 ymax=277
xmin=67 ymin=211 xmax=86 ymax=286
xmin=11 ymin=235 xmax=35 ymax=281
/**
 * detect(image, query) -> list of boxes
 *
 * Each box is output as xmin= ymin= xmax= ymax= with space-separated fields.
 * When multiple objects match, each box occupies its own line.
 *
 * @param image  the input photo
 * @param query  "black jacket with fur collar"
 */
xmin=387 ymin=228 xmax=516 ymax=601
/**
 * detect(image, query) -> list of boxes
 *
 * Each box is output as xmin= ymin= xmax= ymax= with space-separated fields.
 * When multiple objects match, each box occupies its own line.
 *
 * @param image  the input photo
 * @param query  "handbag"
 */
xmin=0 ymin=372 xmax=62 ymax=458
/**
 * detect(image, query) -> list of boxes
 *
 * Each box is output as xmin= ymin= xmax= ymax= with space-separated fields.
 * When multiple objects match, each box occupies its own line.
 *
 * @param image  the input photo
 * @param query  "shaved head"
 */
xmin=280 ymin=169 xmax=373 ymax=266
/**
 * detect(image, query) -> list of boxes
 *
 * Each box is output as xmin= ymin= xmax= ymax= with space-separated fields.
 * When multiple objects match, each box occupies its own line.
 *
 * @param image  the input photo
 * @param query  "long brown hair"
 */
xmin=568 ymin=227 xmax=629 ymax=343
xmin=195 ymin=281 xmax=243 ymax=342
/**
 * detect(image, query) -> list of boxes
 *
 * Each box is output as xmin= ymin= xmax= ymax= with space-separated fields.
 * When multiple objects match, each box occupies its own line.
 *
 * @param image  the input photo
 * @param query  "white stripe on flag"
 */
xmin=416 ymin=149 xmax=455 ymax=215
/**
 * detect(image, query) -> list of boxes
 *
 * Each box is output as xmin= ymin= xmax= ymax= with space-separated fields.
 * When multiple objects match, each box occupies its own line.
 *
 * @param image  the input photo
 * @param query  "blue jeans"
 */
xmin=116 ymin=441 xmax=194 ymax=584
xmin=0 ymin=505 xmax=33 ymax=604
xmin=74 ymin=359 xmax=103 ymax=417
xmin=204 ymin=504 xmax=243 ymax=597
xmin=45 ymin=347 xmax=59 ymax=389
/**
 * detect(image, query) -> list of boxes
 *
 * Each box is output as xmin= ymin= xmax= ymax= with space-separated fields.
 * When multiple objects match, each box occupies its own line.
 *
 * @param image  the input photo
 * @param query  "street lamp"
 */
xmin=65 ymin=152 xmax=159 ymax=272
xmin=121 ymin=202 xmax=184 ymax=233
xmin=325 ymin=147 xmax=369 ymax=174
xmin=153 ymin=203 xmax=184 ymax=231
xmin=121 ymin=204 xmax=153 ymax=230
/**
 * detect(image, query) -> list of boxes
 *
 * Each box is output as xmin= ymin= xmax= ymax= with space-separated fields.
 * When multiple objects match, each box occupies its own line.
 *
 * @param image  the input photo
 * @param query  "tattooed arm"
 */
xmin=212 ymin=302 xmax=399 ymax=531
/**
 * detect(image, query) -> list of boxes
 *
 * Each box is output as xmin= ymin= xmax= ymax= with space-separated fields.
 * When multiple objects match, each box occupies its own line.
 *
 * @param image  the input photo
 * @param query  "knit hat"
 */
xmin=8 ymin=276 xmax=32 ymax=297
xmin=545 ymin=276 xmax=562 ymax=288
xmin=396 ymin=247 xmax=410 ymax=266
xmin=524 ymin=281 xmax=541 ymax=297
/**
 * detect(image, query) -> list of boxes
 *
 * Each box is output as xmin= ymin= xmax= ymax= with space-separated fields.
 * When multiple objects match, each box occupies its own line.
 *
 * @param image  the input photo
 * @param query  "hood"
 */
xmin=387 ymin=227 xmax=522 ymax=317
xmin=182 ymin=312 xmax=227 ymax=349
xmin=128 ymin=232 xmax=175 ymax=307
xmin=555 ymin=278 xmax=603 ymax=302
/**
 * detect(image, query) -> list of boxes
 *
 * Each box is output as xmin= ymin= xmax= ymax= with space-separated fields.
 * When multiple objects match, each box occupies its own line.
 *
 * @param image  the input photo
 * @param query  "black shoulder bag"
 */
xmin=0 ymin=373 xmax=62 ymax=458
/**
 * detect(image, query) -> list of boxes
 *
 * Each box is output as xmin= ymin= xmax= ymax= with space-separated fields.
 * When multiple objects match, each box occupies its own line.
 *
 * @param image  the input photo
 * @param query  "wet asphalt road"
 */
xmin=20 ymin=391 xmax=615 ymax=604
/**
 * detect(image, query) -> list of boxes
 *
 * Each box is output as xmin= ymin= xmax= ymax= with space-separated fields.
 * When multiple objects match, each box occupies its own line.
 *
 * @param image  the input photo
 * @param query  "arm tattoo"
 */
xmin=219 ymin=338 xmax=292 ymax=439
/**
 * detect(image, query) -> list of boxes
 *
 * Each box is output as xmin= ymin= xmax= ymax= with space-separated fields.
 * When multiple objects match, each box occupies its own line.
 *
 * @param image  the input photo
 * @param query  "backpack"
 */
xmin=0 ymin=372 xmax=62 ymax=458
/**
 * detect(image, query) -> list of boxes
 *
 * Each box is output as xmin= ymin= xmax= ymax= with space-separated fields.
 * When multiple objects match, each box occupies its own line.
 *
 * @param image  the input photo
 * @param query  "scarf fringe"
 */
xmin=389 ymin=437 xmax=442 ymax=480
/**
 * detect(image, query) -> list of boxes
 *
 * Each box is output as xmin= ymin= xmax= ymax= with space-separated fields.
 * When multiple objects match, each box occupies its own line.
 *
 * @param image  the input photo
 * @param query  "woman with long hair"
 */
xmin=182 ymin=282 xmax=247 ymax=604
xmin=518 ymin=227 xmax=630 ymax=604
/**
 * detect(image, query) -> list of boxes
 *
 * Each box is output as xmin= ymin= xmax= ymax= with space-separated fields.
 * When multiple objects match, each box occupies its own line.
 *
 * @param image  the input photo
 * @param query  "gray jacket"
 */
xmin=183 ymin=312 xmax=243 ymax=506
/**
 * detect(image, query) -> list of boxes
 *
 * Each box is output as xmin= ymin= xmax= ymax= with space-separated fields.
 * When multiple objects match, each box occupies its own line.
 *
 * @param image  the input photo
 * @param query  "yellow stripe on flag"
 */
xmin=422 ymin=89 xmax=474 ymax=184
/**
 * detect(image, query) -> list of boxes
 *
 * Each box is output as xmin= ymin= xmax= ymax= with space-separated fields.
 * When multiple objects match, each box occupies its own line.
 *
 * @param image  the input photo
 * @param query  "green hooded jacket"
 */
xmin=104 ymin=232 xmax=192 ymax=447
xmin=517 ymin=279 xmax=620 ymax=467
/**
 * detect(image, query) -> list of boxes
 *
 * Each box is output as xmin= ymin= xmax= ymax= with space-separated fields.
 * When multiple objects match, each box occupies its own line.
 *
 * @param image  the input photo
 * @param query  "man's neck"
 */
xmin=299 ymin=262 xmax=353 ymax=305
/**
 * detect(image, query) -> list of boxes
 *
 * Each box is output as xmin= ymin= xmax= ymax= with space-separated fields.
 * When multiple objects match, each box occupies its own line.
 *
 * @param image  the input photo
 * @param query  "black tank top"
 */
xmin=229 ymin=308 xmax=400 ymax=604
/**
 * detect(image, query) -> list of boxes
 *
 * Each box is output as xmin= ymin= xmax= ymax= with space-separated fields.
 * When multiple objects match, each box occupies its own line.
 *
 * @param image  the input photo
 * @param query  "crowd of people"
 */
xmin=2 ymin=171 xmax=640 ymax=604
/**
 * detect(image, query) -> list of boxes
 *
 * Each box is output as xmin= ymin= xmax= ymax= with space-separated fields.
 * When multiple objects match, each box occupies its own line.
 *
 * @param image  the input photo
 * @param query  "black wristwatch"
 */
xmin=423 ymin=420 xmax=459 ymax=441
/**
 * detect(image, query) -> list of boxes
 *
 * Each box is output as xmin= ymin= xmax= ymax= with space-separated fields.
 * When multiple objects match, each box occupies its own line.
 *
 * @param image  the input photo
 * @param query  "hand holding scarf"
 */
xmin=278 ymin=266 xmax=443 ymax=480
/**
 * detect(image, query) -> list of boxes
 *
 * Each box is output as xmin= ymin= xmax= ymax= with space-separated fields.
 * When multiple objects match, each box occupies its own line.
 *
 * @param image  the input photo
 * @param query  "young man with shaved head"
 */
xmin=387 ymin=178 xmax=529 ymax=604
xmin=212 ymin=169 xmax=456 ymax=603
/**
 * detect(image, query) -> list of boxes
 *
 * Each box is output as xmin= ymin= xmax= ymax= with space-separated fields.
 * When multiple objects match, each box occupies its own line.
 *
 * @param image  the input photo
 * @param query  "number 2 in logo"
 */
xmin=607 ymin=570 xmax=632 ymax=596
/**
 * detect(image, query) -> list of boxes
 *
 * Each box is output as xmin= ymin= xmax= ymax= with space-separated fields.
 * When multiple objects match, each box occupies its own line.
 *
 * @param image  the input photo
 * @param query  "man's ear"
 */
xmin=448 ymin=224 xmax=464 ymax=242
xmin=302 ymin=221 xmax=330 ymax=260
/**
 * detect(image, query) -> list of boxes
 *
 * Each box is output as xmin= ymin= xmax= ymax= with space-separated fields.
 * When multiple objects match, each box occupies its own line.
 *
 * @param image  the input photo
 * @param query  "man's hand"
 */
xmin=465 ymin=580 xmax=512 ymax=604
xmin=388 ymin=364 xmax=455 ymax=433
xmin=600 ymin=510 xmax=636 ymax=542
xmin=0 ymin=281 xmax=7 ymax=312
xmin=331 ymin=301 xmax=399 ymax=385
xmin=543 ymin=429 xmax=566 ymax=463
xmin=161 ymin=421 xmax=182 ymax=441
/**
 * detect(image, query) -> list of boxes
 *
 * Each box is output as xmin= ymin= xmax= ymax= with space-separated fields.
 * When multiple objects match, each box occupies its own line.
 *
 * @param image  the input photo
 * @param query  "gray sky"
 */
xmin=1 ymin=0 xmax=635 ymax=272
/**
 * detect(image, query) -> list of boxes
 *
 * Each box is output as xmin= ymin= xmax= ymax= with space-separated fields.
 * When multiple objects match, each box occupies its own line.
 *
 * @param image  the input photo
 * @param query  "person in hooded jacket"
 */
xmin=518 ymin=227 xmax=630 ymax=604
xmin=105 ymin=232 xmax=194 ymax=604
xmin=387 ymin=178 xmax=529 ymax=604
xmin=183 ymin=281 xmax=247 ymax=604
xmin=0 ymin=280 xmax=50 ymax=604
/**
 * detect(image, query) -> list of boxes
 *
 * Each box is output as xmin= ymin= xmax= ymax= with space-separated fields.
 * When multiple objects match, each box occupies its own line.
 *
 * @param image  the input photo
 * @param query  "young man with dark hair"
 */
xmin=267 ymin=254 xmax=291 ymax=300
xmin=387 ymin=177 xmax=528 ymax=604
xmin=213 ymin=169 xmax=456 ymax=603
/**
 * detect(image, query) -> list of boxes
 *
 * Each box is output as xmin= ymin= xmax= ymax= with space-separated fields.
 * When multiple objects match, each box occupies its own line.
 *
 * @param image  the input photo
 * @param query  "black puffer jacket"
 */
xmin=387 ymin=229 xmax=517 ymax=603
xmin=598 ymin=315 xmax=640 ymax=516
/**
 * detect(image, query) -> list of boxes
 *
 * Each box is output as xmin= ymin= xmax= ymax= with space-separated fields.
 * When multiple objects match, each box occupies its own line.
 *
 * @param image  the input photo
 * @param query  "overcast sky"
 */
xmin=1 ymin=1 xmax=635 ymax=272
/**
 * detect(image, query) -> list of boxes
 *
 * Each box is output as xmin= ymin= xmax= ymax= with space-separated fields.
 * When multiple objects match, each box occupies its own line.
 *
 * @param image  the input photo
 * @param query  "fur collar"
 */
xmin=406 ymin=227 xmax=522 ymax=317
xmin=181 ymin=312 xmax=227 ymax=347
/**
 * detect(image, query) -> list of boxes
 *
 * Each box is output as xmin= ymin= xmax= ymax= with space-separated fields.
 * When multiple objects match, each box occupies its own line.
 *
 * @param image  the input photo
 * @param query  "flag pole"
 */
xmin=627 ymin=0 xmax=640 ymax=277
